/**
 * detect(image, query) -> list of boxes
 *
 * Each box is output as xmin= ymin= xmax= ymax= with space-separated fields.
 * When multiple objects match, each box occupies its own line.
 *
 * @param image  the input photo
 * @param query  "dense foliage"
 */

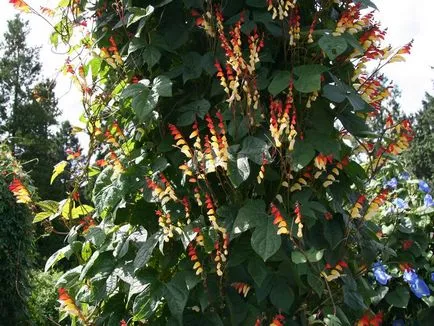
xmin=9 ymin=0 xmax=434 ymax=325
xmin=28 ymin=269 xmax=64 ymax=325
xmin=0 ymin=145 xmax=34 ymax=323
xmin=407 ymin=93 xmax=434 ymax=186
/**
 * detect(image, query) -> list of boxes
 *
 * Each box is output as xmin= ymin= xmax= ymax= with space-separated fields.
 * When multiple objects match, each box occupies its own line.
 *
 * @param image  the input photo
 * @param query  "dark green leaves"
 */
xmin=385 ymin=286 xmax=410 ymax=308
xmin=319 ymin=35 xmax=348 ymax=60
xmin=270 ymin=278 xmax=294 ymax=312
xmin=165 ymin=276 xmax=189 ymax=324
xmin=182 ymin=52 xmax=203 ymax=83
xmin=293 ymin=65 xmax=328 ymax=93
xmin=134 ymin=233 xmax=159 ymax=270
xmin=177 ymin=99 xmax=210 ymax=126
xmin=251 ymin=217 xmax=281 ymax=261
xmin=240 ymin=136 xmax=271 ymax=165
xmin=143 ymin=46 xmax=162 ymax=69
xmin=232 ymin=199 xmax=267 ymax=234
xmin=268 ymin=71 xmax=291 ymax=96
xmin=152 ymin=75 xmax=172 ymax=97
xmin=228 ymin=153 xmax=250 ymax=188
xmin=121 ymin=76 xmax=172 ymax=122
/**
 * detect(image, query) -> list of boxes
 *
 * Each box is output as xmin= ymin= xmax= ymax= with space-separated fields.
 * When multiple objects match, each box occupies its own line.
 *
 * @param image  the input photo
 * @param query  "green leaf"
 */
xmin=143 ymin=45 xmax=161 ymax=69
xmin=293 ymin=65 xmax=328 ymax=93
xmin=270 ymin=278 xmax=294 ymax=312
xmin=324 ymin=315 xmax=342 ymax=326
xmin=251 ymin=218 xmax=281 ymax=261
xmin=318 ymin=35 xmax=348 ymax=60
xmin=338 ymin=111 xmax=373 ymax=136
xmin=228 ymin=154 xmax=250 ymax=188
xmin=323 ymin=84 xmax=346 ymax=103
xmin=36 ymin=200 xmax=59 ymax=213
xmin=33 ymin=211 xmax=53 ymax=223
xmin=385 ymin=286 xmax=410 ymax=308
xmin=268 ymin=70 xmax=291 ymax=96
xmin=324 ymin=219 xmax=344 ymax=249
xmin=291 ymin=251 xmax=307 ymax=264
xmin=226 ymin=288 xmax=249 ymax=325
xmin=79 ymin=250 xmax=100 ymax=280
xmin=177 ymin=99 xmax=211 ymax=126
xmin=165 ymin=276 xmax=189 ymax=324
xmin=134 ymin=233 xmax=159 ymax=270
xmin=81 ymin=241 xmax=92 ymax=262
xmin=132 ymin=87 xmax=158 ymax=122
xmin=371 ymin=286 xmax=389 ymax=305
xmin=85 ymin=226 xmax=106 ymax=246
xmin=291 ymin=141 xmax=315 ymax=171
xmin=232 ymin=199 xmax=267 ymax=234
xmin=127 ymin=6 xmax=154 ymax=27
xmin=51 ymin=161 xmax=67 ymax=184
xmin=342 ymin=32 xmax=365 ymax=54
xmin=128 ymin=37 xmax=146 ymax=55
xmin=182 ymin=52 xmax=203 ymax=83
xmin=307 ymin=272 xmax=325 ymax=297
xmin=152 ymin=75 xmax=172 ymax=97
xmin=45 ymin=245 xmax=72 ymax=272
xmin=248 ymin=257 xmax=269 ymax=287
xmin=343 ymin=285 xmax=367 ymax=310
xmin=121 ymin=83 xmax=147 ymax=99
xmin=71 ymin=204 xmax=94 ymax=218
xmin=240 ymin=136 xmax=271 ymax=165
xmin=133 ymin=281 xmax=161 ymax=321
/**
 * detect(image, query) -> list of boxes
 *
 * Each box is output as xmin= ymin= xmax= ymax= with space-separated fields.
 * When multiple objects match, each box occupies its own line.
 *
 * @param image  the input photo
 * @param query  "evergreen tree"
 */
xmin=407 ymin=92 xmax=434 ymax=184
xmin=0 ymin=15 xmax=62 ymax=198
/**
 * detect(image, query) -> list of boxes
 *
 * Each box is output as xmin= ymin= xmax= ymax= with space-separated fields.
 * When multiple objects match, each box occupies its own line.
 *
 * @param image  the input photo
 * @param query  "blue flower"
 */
xmin=372 ymin=262 xmax=392 ymax=285
xmin=392 ymin=320 xmax=405 ymax=326
xmin=386 ymin=177 xmax=398 ymax=189
xmin=393 ymin=198 xmax=408 ymax=210
xmin=400 ymin=172 xmax=410 ymax=180
xmin=431 ymin=272 xmax=434 ymax=282
xmin=409 ymin=277 xmax=430 ymax=298
xmin=424 ymin=194 xmax=434 ymax=208
xmin=403 ymin=269 xmax=418 ymax=283
xmin=403 ymin=269 xmax=431 ymax=298
xmin=418 ymin=180 xmax=431 ymax=193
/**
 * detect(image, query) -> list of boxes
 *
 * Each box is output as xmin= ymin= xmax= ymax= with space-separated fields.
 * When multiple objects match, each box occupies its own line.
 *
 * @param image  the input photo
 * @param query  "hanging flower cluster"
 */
xmin=188 ymin=243 xmax=203 ymax=276
xmin=321 ymin=261 xmax=348 ymax=282
xmin=171 ymin=113 xmax=229 ymax=179
xmin=58 ymin=288 xmax=85 ymax=320
xmin=100 ymin=36 xmax=123 ymax=68
xmin=146 ymin=174 xmax=178 ymax=205
xmin=8 ymin=178 xmax=32 ymax=204
xmin=333 ymin=3 xmax=372 ymax=36
xmin=294 ymin=202 xmax=303 ymax=238
xmin=270 ymin=203 xmax=289 ymax=235
xmin=191 ymin=9 xmax=215 ymax=37
xmin=214 ymin=8 xmax=263 ymax=111
xmin=350 ymin=195 xmax=366 ymax=218
xmin=156 ymin=210 xmax=176 ymax=242
xmin=288 ymin=6 xmax=300 ymax=47
xmin=231 ymin=282 xmax=251 ymax=297
xmin=269 ymin=84 xmax=297 ymax=150
xmin=364 ymin=189 xmax=388 ymax=220
xmin=9 ymin=0 xmax=30 ymax=12
xmin=267 ymin=0 xmax=296 ymax=20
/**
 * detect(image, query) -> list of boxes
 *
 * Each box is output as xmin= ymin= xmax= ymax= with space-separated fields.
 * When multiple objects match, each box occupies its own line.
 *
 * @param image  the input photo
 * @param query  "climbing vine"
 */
xmin=8 ymin=0 xmax=434 ymax=325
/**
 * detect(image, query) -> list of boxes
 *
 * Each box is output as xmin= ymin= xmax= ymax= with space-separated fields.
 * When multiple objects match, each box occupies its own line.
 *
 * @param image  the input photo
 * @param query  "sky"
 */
xmin=1 ymin=0 xmax=433 ymax=129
